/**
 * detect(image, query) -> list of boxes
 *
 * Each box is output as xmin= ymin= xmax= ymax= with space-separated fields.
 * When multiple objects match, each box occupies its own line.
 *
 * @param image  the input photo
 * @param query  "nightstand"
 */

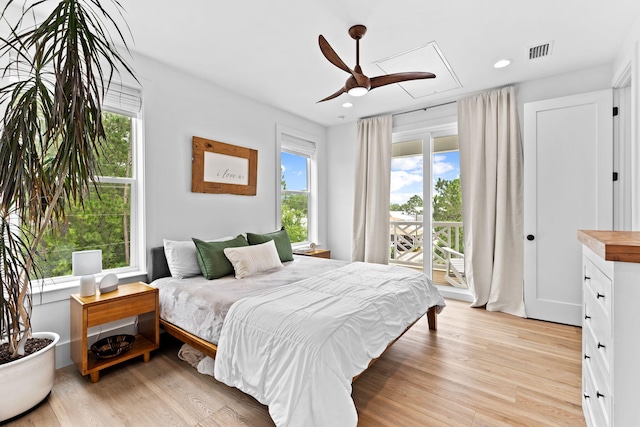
xmin=296 ymin=249 xmax=331 ymax=259
xmin=70 ymin=282 xmax=159 ymax=383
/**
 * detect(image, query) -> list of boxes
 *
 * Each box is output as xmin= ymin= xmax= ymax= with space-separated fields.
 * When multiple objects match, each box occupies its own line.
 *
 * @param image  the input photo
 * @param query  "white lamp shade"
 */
xmin=72 ymin=250 xmax=102 ymax=276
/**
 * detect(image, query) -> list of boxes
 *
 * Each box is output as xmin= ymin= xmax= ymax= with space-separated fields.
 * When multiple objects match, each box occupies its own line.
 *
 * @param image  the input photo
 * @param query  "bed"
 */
xmin=147 ymin=244 xmax=445 ymax=426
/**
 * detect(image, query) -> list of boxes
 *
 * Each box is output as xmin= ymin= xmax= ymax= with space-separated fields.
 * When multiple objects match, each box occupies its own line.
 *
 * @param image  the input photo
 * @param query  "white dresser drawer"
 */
xmin=583 ymin=321 xmax=612 ymax=427
xmin=583 ymin=258 xmax=612 ymax=319
xmin=583 ymin=362 xmax=610 ymax=427
xmin=583 ymin=288 xmax=612 ymax=375
xmin=583 ymin=320 xmax=610 ymax=387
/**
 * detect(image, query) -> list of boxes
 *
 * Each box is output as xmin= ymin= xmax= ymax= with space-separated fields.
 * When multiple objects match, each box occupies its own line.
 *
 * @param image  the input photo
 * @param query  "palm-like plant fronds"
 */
xmin=0 ymin=0 xmax=136 ymax=357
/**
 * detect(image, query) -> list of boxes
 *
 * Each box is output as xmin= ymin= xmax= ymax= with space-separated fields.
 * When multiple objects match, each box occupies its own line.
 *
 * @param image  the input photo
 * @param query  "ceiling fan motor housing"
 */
xmin=317 ymin=24 xmax=435 ymax=102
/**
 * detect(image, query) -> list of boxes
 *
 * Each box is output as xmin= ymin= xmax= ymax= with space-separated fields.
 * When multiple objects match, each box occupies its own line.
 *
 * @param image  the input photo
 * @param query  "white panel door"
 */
xmin=524 ymin=90 xmax=612 ymax=326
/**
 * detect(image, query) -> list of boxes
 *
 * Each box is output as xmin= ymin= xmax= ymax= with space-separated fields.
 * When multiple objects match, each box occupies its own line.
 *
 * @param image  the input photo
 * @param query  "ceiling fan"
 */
xmin=317 ymin=25 xmax=436 ymax=102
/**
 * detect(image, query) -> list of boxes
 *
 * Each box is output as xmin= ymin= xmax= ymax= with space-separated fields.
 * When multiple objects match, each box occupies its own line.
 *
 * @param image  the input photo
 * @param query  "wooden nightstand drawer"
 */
xmin=87 ymin=292 xmax=156 ymax=327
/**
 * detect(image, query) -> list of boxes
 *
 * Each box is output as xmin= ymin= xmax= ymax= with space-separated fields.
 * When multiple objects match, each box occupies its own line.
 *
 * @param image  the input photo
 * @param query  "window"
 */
xmin=277 ymin=127 xmax=317 ymax=245
xmin=38 ymin=85 xmax=142 ymax=279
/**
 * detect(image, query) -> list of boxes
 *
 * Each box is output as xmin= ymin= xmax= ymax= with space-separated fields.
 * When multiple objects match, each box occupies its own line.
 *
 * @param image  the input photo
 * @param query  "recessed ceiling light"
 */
xmin=494 ymin=59 xmax=512 ymax=69
xmin=342 ymin=102 xmax=353 ymax=108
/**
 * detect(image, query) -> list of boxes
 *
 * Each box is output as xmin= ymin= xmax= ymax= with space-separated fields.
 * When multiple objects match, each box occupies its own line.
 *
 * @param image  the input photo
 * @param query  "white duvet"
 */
xmin=214 ymin=261 xmax=445 ymax=427
xmin=151 ymin=256 xmax=348 ymax=345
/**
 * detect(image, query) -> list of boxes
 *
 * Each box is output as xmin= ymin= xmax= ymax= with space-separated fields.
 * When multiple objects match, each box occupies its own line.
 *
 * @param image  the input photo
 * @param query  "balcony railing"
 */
xmin=389 ymin=220 xmax=464 ymax=270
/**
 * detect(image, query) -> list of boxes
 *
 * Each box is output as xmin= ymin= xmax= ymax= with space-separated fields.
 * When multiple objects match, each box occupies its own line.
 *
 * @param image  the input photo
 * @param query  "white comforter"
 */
xmin=213 ymin=261 xmax=445 ymax=427
xmin=151 ymin=256 xmax=348 ymax=345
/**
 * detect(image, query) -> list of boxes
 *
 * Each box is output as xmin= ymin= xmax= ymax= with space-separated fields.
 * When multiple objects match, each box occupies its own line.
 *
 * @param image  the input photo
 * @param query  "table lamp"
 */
xmin=72 ymin=250 xmax=102 ymax=297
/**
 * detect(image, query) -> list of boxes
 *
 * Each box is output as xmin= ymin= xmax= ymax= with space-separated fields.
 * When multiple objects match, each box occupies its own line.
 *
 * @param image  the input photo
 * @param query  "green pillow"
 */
xmin=246 ymin=227 xmax=293 ymax=262
xmin=192 ymin=235 xmax=248 ymax=279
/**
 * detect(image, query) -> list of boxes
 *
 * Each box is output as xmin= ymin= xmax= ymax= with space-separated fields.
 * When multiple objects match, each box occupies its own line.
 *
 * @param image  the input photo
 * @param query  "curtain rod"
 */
xmin=392 ymin=100 xmax=457 ymax=117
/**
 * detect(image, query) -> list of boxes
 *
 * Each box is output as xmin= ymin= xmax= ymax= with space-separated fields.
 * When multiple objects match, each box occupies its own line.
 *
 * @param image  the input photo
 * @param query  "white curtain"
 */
xmin=457 ymin=86 xmax=525 ymax=317
xmin=352 ymin=115 xmax=392 ymax=264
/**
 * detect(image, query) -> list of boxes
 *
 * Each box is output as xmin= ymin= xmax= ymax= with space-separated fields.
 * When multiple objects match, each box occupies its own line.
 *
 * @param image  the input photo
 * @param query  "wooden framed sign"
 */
xmin=192 ymin=136 xmax=258 ymax=195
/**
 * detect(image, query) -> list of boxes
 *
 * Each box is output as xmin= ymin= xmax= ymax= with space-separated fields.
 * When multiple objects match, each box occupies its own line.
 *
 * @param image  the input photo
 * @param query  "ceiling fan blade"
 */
xmin=318 ymin=35 xmax=353 ymax=75
xmin=370 ymin=72 xmax=436 ymax=89
xmin=317 ymin=87 xmax=346 ymax=103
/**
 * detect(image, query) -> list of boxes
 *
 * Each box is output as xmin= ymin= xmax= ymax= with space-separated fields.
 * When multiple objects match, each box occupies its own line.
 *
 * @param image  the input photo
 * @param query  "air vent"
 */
xmin=529 ymin=41 xmax=553 ymax=59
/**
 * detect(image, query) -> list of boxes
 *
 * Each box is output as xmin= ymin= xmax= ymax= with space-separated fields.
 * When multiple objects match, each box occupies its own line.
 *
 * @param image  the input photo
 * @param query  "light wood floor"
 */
xmin=7 ymin=299 xmax=585 ymax=426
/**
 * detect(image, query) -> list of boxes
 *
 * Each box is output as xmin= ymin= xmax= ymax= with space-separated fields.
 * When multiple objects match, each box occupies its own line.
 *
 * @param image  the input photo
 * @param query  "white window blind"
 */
xmin=103 ymin=83 xmax=142 ymax=117
xmin=6 ymin=59 xmax=142 ymax=116
xmin=281 ymin=133 xmax=316 ymax=157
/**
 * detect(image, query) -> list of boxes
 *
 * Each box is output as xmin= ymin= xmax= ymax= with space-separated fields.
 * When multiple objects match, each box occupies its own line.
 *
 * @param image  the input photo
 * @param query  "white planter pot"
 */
xmin=0 ymin=332 xmax=60 ymax=422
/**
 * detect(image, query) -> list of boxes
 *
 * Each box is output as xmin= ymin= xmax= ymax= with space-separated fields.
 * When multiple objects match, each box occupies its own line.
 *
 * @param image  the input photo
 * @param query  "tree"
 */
xmin=281 ymin=172 xmax=308 ymax=243
xmin=432 ymin=177 xmax=464 ymax=254
xmin=38 ymin=112 xmax=132 ymax=278
xmin=433 ymin=178 xmax=462 ymax=222
xmin=401 ymin=195 xmax=423 ymax=217
xmin=390 ymin=203 xmax=402 ymax=211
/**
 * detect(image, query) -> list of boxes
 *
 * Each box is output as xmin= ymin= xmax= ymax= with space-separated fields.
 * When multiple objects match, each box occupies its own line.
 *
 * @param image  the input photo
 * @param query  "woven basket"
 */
xmin=91 ymin=335 xmax=135 ymax=359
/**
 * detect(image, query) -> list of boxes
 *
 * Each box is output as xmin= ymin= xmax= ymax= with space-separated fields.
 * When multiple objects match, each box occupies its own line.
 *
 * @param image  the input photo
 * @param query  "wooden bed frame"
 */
xmin=160 ymin=306 xmax=437 ymax=382
xmin=147 ymin=246 xmax=439 ymax=381
xmin=161 ymin=306 xmax=437 ymax=360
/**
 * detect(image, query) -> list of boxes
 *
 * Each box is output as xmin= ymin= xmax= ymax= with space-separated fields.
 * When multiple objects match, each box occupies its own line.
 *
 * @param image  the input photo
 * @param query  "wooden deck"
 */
xmin=432 ymin=268 xmax=451 ymax=286
xmin=395 ymin=266 xmax=464 ymax=288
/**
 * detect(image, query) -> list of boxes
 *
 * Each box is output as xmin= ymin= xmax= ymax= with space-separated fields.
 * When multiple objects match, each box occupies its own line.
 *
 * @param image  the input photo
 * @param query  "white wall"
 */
xmin=612 ymin=14 xmax=640 ymax=229
xmin=325 ymin=64 xmax=613 ymax=261
xmin=326 ymin=123 xmax=357 ymax=261
xmin=33 ymin=52 xmax=328 ymax=369
xmin=138 ymin=53 xmax=327 ymax=248
xmin=614 ymin=14 xmax=640 ymax=75
xmin=516 ymin=64 xmax=613 ymax=132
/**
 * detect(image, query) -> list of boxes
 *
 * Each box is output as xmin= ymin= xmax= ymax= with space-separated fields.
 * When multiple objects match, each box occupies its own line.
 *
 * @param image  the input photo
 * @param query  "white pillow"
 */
xmin=223 ymin=240 xmax=284 ymax=279
xmin=163 ymin=237 xmax=232 ymax=278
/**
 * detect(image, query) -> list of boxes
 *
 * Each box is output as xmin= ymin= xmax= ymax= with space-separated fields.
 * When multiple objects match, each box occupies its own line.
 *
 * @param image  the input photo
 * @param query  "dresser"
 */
xmin=577 ymin=230 xmax=640 ymax=427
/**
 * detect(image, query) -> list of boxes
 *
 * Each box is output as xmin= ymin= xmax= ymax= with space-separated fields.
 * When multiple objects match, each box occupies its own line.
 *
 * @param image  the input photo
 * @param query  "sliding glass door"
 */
xmin=390 ymin=135 xmax=429 ymax=272
xmin=390 ymin=125 xmax=467 ymax=294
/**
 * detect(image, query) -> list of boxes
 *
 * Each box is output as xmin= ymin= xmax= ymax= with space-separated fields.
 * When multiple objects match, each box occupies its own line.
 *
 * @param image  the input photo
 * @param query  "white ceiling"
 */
xmin=76 ymin=1 xmax=640 ymax=126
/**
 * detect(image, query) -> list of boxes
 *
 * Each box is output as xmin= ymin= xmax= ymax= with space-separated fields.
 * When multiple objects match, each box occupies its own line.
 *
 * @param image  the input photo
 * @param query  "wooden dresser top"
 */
xmin=577 ymin=230 xmax=640 ymax=263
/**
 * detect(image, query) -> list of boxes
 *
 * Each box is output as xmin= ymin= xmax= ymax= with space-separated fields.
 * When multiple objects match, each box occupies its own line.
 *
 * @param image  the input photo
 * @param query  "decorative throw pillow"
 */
xmin=224 ymin=240 xmax=284 ymax=279
xmin=246 ymin=227 xmax=293 ymax=262
xmin=163 ymin=237 xmax=232 ymax=279
xmin=192 ymin=235 xmax=249 ymax=279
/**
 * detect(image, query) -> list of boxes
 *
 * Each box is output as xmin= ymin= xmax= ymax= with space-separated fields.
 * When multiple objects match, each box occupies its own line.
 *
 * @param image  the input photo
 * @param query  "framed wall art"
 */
xmin=192 ymin=136 xmax=258 ymax=195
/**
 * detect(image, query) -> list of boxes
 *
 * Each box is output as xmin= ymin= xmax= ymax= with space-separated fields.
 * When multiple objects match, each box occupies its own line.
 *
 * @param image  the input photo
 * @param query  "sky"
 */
xmin=281 ymin=152 xmax=308 ymax=191
xmin=390 ymin=151 xmax=460 ymax=205
xmin=282 ymin=150 xmax=460 ymax=204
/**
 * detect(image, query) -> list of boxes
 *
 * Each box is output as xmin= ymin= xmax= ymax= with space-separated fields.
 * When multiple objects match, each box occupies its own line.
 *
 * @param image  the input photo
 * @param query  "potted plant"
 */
xmin=0 ymin=0 xmax=136 ymax=421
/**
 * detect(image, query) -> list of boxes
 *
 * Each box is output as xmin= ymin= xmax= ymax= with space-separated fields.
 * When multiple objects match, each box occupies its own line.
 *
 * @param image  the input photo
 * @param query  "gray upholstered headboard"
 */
xmin=147 ymin=246 xmax=171 ymax=283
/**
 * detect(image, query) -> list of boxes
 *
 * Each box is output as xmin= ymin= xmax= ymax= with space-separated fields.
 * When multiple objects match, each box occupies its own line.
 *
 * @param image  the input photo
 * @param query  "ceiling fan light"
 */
xmin=348 ymin=86 xmax=368 ymax=97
